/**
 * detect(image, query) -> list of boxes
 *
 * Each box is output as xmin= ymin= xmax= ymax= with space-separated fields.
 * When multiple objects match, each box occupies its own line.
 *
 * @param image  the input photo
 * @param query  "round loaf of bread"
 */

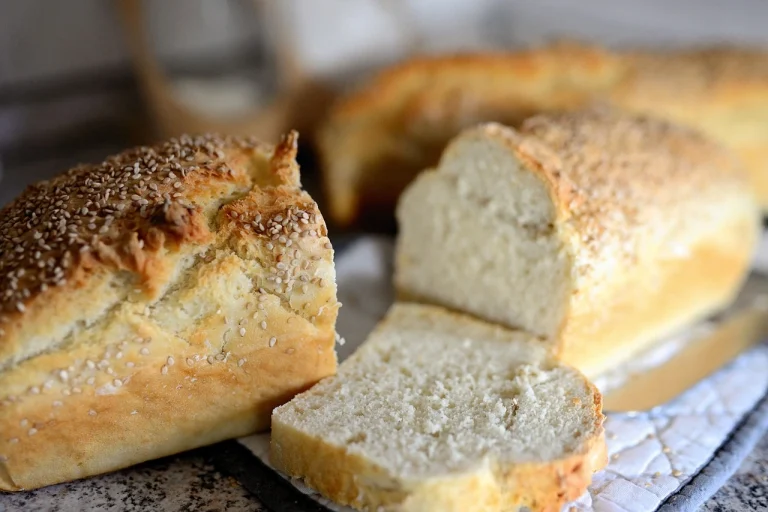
xmin=0 ymin=132 xmax=339 ymax=491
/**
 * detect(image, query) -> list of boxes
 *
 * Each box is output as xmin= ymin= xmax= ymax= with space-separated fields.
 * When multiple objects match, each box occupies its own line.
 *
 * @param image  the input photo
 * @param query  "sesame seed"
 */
xmin=29 ymin=386 xmax=40 ymax=395
xmin=86 ymin=360 xmax=96 ymax=369
xmin=324 ymin=242 xmax=332 ymax=249
xmin=126 ymin=362 xmax=135 ymax=368
xmin=58 ymin=370 xmax=69 ymax=382
xmin=115 ymin=351 xmax=123 ymax=359
xmin=86 ymin=377 xmax=96 ymax=385
xmin=215 ymin=353 xmax=225 ymax=362
xmin=20 ymin=419 xmax=28 ymax=427
xmin=207 ymin=355 xmax=215 ymax=365
xmin=238 ymin=358 xmax=246 ymax=367
xmin=140 ymin=348 xmax=150 ymax=355
xmin=71 ymin=387 xmax=82 ymax=394
xmin=161 ymin=365 xmax=168 ymax=375
xmin=260 ymin=321 xmax=267 ymax=330
xmin=52 ymin=401 xmax=63 ymax=407
xmin=28 ymin=428 xmax=37 ymax=436
xmin=167 ymin=356 xmax=175 ymax=366
xmin=269 ymin=337 xmax=277 ymax=347
xmin=239 ymin=327 xmax=247 ymax=337
xmin=9 ymin=438 xmax=18 ymax=444
xmin=186 ymin=358 xmax=194 ymax=366
xmin=113 ymin=379 xmax=123 ymax=387
xmin=89 ymin=410 xmax=97 ymax=417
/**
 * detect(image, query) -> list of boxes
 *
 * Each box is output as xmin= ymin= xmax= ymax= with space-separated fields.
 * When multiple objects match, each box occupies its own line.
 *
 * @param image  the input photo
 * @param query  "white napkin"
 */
xmin=239 ymin=235 xmax=768 ymax=512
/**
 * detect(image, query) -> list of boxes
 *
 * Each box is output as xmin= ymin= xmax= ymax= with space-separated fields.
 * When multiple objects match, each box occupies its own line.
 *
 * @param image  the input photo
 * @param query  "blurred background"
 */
xmin=3 ymin=0 xmax=768 ymax=207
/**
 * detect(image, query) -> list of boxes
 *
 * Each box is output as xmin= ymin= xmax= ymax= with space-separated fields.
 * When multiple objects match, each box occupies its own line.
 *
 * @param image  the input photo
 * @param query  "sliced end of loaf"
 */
xmin=394 ymin=124 xmax=573 ymax=342
xmin=271 ymin=304 xmax=606 ymax=512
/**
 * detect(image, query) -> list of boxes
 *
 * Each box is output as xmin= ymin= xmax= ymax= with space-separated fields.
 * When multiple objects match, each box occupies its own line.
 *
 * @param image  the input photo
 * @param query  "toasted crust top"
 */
xmin=0 ymin=132 xmax=336 ymax=367
xmin=620 ymin=46 xmax=768 ymax=104
xmin=448 ymin=108 xmax=753 ymax=272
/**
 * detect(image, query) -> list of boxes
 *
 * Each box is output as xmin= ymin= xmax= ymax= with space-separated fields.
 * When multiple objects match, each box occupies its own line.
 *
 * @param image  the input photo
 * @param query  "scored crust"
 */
xmin=0 ymin=132 xmax=340 ymax=490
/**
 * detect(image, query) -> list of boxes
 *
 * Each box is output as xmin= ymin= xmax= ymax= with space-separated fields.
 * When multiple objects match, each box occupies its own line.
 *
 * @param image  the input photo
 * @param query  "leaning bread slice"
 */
xmin=0 ymin=132 xmax=339 ymax=491
xmin=271 ymin=303 xmax=606 ymax=512
xmin=395 ymin=109 xmax=759 ymax=377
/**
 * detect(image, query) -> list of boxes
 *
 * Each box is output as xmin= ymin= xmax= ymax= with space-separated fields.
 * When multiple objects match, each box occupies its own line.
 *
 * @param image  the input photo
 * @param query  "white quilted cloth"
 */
xmin=240 ymin=235 xmax=768 ymax=512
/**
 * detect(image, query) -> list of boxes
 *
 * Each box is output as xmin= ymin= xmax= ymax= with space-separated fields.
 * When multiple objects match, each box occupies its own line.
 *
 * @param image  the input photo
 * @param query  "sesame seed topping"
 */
xmin=167 ymin=356 xmax=175 ymax=366
xmin=9 ymin=438 xmax=18 ymax=444
xmin=113 ymin=379 xmax=123 ymax=387
xmin=58 ymin=370 xmax=69 ymax=382
xmin=28 ymin=428 xmax=37 ymax=436
xmin=269 ymin=337 xmax=277 ymax=347
xmin=20 ymin=419 xmax=28 ymax=427
xmin=186 ymin=358 xmax=194 ymax=366
xmin=238 ymin=358 xmax=246 ymax=367
xmin=207 ymin=355 xmax=215 ymax=365
xmin=52 ymin=401 xmax=63 ymax=407
xmin=140 ymin=348 xmax=150 ymax=355
xmin=0 ymin=133 xmax=274 ymax=332
xmin=260 ymin=321 xmax=267 ymax=330
xmin=161 ymin=365 xmax=168 ymax=375
xmin=324 ymin=242 xmax=332 ymax=250
xmin=89 ymin=409 xmax=97 ymax=417
xmin=239 ymin=327 xmax=247 ymax=337
xmin=125 ymin=362 xmax=135 ymax=368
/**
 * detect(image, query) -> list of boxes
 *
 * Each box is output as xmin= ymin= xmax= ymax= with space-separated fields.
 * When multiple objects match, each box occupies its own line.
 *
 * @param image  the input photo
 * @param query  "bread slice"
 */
xmin=395 ymin=109 xmax=759 ymax=377
xmin=318 ymin=42 xmax=768 ymax=228
xmin=271 ymin=303 xmax=606 ymax=512
xmin=0 ymin=132 xmax=339 ymax=491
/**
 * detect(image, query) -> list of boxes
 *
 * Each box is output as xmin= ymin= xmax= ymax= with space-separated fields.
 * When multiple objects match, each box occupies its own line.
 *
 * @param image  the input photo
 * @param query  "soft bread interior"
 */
xmin=271 ymin=304 xmax=604 ymax=511
xmin=395 ymin=132 xmax=571 ymax=341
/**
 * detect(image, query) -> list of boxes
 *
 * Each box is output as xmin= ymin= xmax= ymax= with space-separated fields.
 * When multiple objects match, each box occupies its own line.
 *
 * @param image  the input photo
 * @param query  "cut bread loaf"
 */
xmin=0 ymin=132 xmax=339 ymax=491
xmin=271 ymin=303 xmax=606 ymax=512
xmin=319 ymin=42 xmax=768 ymax=228
xmin=395 ymin=109 xmax=759 ymax=377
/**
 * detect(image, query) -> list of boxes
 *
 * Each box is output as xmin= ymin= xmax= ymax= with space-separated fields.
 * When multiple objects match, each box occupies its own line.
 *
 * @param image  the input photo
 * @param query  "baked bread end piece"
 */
xmin=0 ymin=132 xmax=339 ymax=491
xmin=271 ymin=304 xmax=606 ymax=512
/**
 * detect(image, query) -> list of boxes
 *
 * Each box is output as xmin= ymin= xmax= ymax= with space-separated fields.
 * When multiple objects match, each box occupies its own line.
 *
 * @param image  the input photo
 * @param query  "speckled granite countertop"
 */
xmin=0 ymin=434 xmax=765 ymax=511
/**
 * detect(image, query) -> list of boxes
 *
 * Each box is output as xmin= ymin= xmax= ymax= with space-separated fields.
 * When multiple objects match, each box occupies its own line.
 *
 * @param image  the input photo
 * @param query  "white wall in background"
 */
xmin=0 ymin=0 xmax=255 ymax=88
xmin=3 ymin=0 xmax=768 ymax=88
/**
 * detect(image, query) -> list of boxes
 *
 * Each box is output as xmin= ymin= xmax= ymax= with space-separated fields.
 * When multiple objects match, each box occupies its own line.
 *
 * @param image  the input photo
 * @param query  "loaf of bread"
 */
xmin=271 ymin=303 xmax=606 ymax=512
xmin=319 ymin=42 xmax=768 ymax=228
xmin=395 ymin=109 xmax=759 ymax=377
xmin=0 ymin=132 xmax=340 ymax=491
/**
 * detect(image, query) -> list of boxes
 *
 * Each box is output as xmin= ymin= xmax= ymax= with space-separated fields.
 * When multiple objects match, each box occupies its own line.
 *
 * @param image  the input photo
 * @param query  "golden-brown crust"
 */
xmin=319 ymin=42 xmax=768 ymax=227
xmin=0 ymin=132 xmax=340 ymax=491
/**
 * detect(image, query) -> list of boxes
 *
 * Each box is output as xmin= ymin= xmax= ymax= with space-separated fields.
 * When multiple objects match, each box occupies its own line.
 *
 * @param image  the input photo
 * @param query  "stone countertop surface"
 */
xmin=0 ymin=434 xmax=764 ymax=512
